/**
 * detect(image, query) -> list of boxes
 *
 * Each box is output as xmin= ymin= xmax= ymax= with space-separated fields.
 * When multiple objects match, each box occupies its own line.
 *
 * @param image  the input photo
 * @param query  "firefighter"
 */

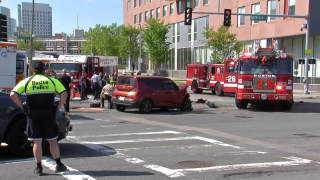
xmin=110 ymin=75 xmax=115 ymax=86
xmin=9 ymin=61 xmax=68 ymax=176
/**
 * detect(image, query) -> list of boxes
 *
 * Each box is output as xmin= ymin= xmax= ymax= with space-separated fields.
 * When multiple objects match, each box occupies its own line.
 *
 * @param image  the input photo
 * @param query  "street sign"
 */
xmin=250 ymin=15 xmax=268 ymax=21
xmin=305 ymin=49 xmax=312 ymax=54
xmin=306 ymin=53 xmax=312 ymax=58
xmin=138 ymin=58 xmax=142 ymax=63
xmin=17 ymin=36 xmax=30 ymax=40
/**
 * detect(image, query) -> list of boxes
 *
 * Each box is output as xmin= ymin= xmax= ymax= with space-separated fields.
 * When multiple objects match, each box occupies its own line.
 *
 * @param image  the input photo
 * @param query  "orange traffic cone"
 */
xmin=71 ymin=89 xmax=75 ymax=98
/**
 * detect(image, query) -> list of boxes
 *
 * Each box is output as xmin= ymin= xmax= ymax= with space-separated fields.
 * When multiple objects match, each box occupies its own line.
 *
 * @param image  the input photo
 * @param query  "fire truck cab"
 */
xmin=186 ymin=59 xmax=237 ymax=96
xmin=235 ymin=40 xmax=294 ymax=110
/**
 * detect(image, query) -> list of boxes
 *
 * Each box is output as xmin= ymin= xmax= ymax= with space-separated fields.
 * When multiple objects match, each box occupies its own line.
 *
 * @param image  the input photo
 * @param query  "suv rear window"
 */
xmin=138 ymin=79 xmax=162 ymax=88
xmin=117 ymin=77 xmax=137 ymax=88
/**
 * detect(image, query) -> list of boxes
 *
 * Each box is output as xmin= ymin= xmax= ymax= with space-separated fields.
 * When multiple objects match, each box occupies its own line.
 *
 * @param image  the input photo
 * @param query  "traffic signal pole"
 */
xmin=28 ymin=0 xmax=35 ymax=77
xmin=187 ymin=9 xmax=310 ymax=94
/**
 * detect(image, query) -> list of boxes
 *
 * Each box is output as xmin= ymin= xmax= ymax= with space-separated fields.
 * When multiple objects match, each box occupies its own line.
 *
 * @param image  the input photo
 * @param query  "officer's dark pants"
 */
xmin=94 ymin=82 xmax=99 ymax=99
xmin=81 ymin=85 xmax=87 ymax=100
xmin=65 ymin=89 xmax=70 ymax=112
xmin=101 ymin=94 xmax=113 ymax=108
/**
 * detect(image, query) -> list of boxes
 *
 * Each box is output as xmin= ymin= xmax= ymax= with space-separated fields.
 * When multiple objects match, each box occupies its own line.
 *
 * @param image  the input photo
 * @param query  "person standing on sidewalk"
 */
xmin=59 ymin=69 xmax=72 ymax=112
xmin=91 ymin=71 xmax=100 ymax=99
xmin=80 ymin=72 xmax=88 ymax=100
xmin=9 ymin=61 xmax=68 ymax=176
xmin=100 ymin=80 xmax=115 ymax=108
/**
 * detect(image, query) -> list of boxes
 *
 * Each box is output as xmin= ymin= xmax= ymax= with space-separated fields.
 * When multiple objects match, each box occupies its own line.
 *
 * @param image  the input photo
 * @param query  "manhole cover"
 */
xmin=235 ymin=116 xmax=252 ymax=118
xmin=294 ymin=133 xmax=320 ymax=138
xmin=177 ymin=161 xmax=214 ymax=168
xmin=119 ymin=121 xmax=139 ymax=124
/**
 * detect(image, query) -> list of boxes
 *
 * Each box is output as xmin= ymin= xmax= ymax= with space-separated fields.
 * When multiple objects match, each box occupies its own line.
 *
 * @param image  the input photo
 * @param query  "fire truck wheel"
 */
xmin=211 ymin=90 xmax=216 ymax=95
xmin=235 ymin=99 xmax=248 ymax=109
xmin=215 ymin=83 xmax=224 ymax=96
xmin=281 ymin=101 xmax=293 ymax=110
xmin=192 ymin=81 xmax=202 ymax=93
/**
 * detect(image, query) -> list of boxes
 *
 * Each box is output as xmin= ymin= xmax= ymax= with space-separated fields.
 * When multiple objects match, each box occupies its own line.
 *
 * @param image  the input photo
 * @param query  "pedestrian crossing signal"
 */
xmin=224 ymin=9 xmax=231 ymax=27
xmin=184 ymin=7 xmax=192 ymax=26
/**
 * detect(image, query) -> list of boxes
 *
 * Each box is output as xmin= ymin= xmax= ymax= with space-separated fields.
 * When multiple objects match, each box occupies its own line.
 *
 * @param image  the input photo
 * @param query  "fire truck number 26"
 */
xmin=257 ymin=79 xmax=274 ymax=89
xmin=227 ymin=75 xmax=236 ymax=82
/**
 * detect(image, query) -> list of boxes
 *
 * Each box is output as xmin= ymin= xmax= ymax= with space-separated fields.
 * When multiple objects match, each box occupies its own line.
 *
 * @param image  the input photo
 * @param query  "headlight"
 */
xmin=244 ymin=81 xmax=252 ymax=86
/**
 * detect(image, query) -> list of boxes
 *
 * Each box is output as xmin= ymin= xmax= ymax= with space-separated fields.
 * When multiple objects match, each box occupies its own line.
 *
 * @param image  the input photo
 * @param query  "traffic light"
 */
xmin=224 ymin=9 xmax=231 ymax=27
xmin=0 ymin=13 xmax=8 ymax=42
xmin=184 ymin=7 xmax=192 ymax=26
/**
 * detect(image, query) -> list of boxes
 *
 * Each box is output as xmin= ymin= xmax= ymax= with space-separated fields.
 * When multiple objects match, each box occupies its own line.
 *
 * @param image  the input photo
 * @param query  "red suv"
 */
xmin=111 ymin=76 xmax=192 ymax=113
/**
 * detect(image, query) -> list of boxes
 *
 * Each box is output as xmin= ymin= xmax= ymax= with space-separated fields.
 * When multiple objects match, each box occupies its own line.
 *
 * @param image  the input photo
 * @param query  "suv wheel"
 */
xmin=115 ymin=105 xmax=126 ymax=112
xmin=180 ymin=98 xmax=192 ymax=111
xmin=139 ymin=99 xmax=153 ymax=113
xmin=8 ymin=118 xmax=33 ymax=157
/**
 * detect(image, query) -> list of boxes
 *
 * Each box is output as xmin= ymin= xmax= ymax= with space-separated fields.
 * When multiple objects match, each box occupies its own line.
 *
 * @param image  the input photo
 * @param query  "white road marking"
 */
xmin=95 ymin=119 xmax=111 ymax=122
xmin=71 ymin=121 xmax=101 ymax=125
xmin=193 ymin=136 xmax=244 ymax=149
xmin=42 ymin=158 xmax=96 ymax=180
xmin=173 ymin=156 xmax=312 ymax=174
xmin=0 ymin=158 xmax=35 ymax=165
xmin=66 ymin=138 xmax=185 ymax=178
xmin=100 ymin=125 xmax=119 ymax=128
xmin=67 ymin=131 xmax=184 ymax=139
xmin=79 ymin=136 xmax=198 ymax=144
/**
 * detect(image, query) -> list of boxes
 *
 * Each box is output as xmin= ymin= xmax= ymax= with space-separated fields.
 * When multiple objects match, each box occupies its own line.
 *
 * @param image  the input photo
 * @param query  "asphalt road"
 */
xmin=1 ymin=91 xmax=320 ymax=180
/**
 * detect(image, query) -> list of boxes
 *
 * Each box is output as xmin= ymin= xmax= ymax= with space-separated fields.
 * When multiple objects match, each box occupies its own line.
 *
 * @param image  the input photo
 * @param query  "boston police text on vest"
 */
xmin=32 ymin=80 xmax=50 ymax=90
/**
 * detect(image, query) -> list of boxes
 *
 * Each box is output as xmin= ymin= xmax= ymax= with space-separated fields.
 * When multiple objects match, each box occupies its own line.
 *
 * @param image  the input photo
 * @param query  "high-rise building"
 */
xmin=0 ymin=6 xmax=17 ymax=40
xmin=18 ymin=2 xmax=52 ymax=36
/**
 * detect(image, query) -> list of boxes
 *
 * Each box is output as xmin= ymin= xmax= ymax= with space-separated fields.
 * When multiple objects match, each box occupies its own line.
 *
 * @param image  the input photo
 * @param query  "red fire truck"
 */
xmin=186 ymin=59 xmax=237 ymax=96
xmin=50 ymin=55 xmax=118 ymax=97
xmin=235 ymin=41 xmax=294 ymax=110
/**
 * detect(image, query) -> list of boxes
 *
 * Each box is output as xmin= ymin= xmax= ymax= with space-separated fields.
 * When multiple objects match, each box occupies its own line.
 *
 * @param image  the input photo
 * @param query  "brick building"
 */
xmin=124 ymin=0 xmax=320 ymax=84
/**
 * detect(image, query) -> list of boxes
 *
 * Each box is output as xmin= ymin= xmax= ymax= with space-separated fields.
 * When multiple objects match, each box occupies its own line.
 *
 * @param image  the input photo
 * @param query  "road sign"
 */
xmin=250 ymin=15 xmax=268 ymax=21
xmin=17 ymin=36 xmax=30 ymax=40
xmin=305 ymin=49 xmax=312 ymax=54
xmin=138 ymin=58 xmax=142 ymax=63
xmin=306 ymin=53 xmax=312 ymax=58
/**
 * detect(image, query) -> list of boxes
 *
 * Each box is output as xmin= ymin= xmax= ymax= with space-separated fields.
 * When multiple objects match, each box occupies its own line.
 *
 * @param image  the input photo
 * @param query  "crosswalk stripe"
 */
xmin=79 ymin=137 xmax=197 ymax=144
xmin=67 ymin=131 xmax=184 ymax=139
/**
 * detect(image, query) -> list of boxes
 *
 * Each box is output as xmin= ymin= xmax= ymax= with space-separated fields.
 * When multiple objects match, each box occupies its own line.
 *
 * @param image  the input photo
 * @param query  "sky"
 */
xmin=0 ymin=0 xmax=124 ymax=34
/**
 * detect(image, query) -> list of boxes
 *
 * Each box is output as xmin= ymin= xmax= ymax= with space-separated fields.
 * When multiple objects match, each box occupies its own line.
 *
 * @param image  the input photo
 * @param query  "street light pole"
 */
xmin=304 ymin=18 xmax=310 ymax=94
xmin=28 ymin=0 xmax=35 ymax=76
xmin=90 ymin=29 xmax=93 ymax=56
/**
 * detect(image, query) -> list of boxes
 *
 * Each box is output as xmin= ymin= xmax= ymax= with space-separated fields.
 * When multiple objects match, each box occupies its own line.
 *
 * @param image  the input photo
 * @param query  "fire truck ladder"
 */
xmin=255 ymin=38 xmax=278 ymax=58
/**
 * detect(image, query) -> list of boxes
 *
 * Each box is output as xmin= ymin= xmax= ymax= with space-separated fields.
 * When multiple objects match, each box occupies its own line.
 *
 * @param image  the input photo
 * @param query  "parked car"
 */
xmin=111 ymin=75 xmax=192 ymax=113
xmin=0 ymin=90 xmax=73 ymax=157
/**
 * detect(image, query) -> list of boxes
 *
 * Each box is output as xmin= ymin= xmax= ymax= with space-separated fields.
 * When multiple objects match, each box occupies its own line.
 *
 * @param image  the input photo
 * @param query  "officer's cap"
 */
xmin=34 ymin=61 xmax=44 ymax=70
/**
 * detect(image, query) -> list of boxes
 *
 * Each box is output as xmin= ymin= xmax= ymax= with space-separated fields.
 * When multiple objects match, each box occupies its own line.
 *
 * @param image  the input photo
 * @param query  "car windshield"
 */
xmin=238 ymin=59 xmax=293 ymax=75
xmin=50 ymin=63 xmax=78 ymax=73
xmin=117 ymin=77 xmax=137 ymax=88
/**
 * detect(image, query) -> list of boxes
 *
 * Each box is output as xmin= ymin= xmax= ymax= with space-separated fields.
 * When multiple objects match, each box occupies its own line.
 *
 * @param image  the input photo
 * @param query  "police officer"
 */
xmin=10 ymin=61 xmax=68 ymax=176
xmin=59 ymin=69 xmax=71 ymax=112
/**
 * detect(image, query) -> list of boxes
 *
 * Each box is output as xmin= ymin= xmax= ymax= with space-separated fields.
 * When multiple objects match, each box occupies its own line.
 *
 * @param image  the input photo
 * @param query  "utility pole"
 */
xmin=28 ymin=0 xmax=35 ymax=76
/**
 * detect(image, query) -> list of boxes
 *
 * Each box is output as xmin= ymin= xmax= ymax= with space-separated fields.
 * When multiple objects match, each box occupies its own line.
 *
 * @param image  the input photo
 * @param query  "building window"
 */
xmin=177 ymin=22 xmax=181 ymax=43
xmin=204 ymin=0 xmax=209 ymax=5
xmin=156 ymin=7 xmax=160 ymax=18
xmin=187 ymin=0 xmax=191 ymax=7
xmin=194 ymin=19 xmax=198 ymax=41
xmin=151 ymin=9 xmax=154 ymax=19
xmin=170 ymin=3 xmax=174 ymax=15
xmin=252 ymin=3 xmax=260 ymax=24
xmin=163 ymin=5 xmax=167 ymax=16
xmin=140 ymin=13 xmax=143 ymax=22
xmin=128 ymin=0 xmax=131 ymax=10
xmin=172 ymin=24 xmax=175 ymax=43
xmin=238 ymin=7 xmax=245 ymax=27
xmin=140 ymin=0 xmax=143 ymax=5
xmin=178 ymin=0 xmax=182 ymax=12
xmin=288 ymin=0 xmax=295 ymax=15
xmin=145 ymin=0 xmax=148 ymax=4
xmin=134 ymin=14 xmax=137 ymax=24
xmin=145 ymin=11 xmax=148 ymax=21
xmin=268 ymin=0 xmax=277 ymax=21
xmin=194 ymin=0 xmax=199 ymax=7
xmin=188 ymin=26 xmax=191 ymax=41
xmin=134 ymin=0 xmax=138 ymax=7
xmin=205 ymin=16 xmax=209 ymax=29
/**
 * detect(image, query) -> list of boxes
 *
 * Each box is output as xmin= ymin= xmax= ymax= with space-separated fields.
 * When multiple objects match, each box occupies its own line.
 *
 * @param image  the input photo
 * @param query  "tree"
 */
xmin=142 ymin=18 xmax=171 ymax=73
xmin=15 ymin=32 xmax=46 ymax=51
xmin=118 ymin=25 xmax=144 ymax=65
xmin=82 ymin=23 xmax=122 ymax=56
xmin=203 ymin=25 xmax=244 ymax=63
